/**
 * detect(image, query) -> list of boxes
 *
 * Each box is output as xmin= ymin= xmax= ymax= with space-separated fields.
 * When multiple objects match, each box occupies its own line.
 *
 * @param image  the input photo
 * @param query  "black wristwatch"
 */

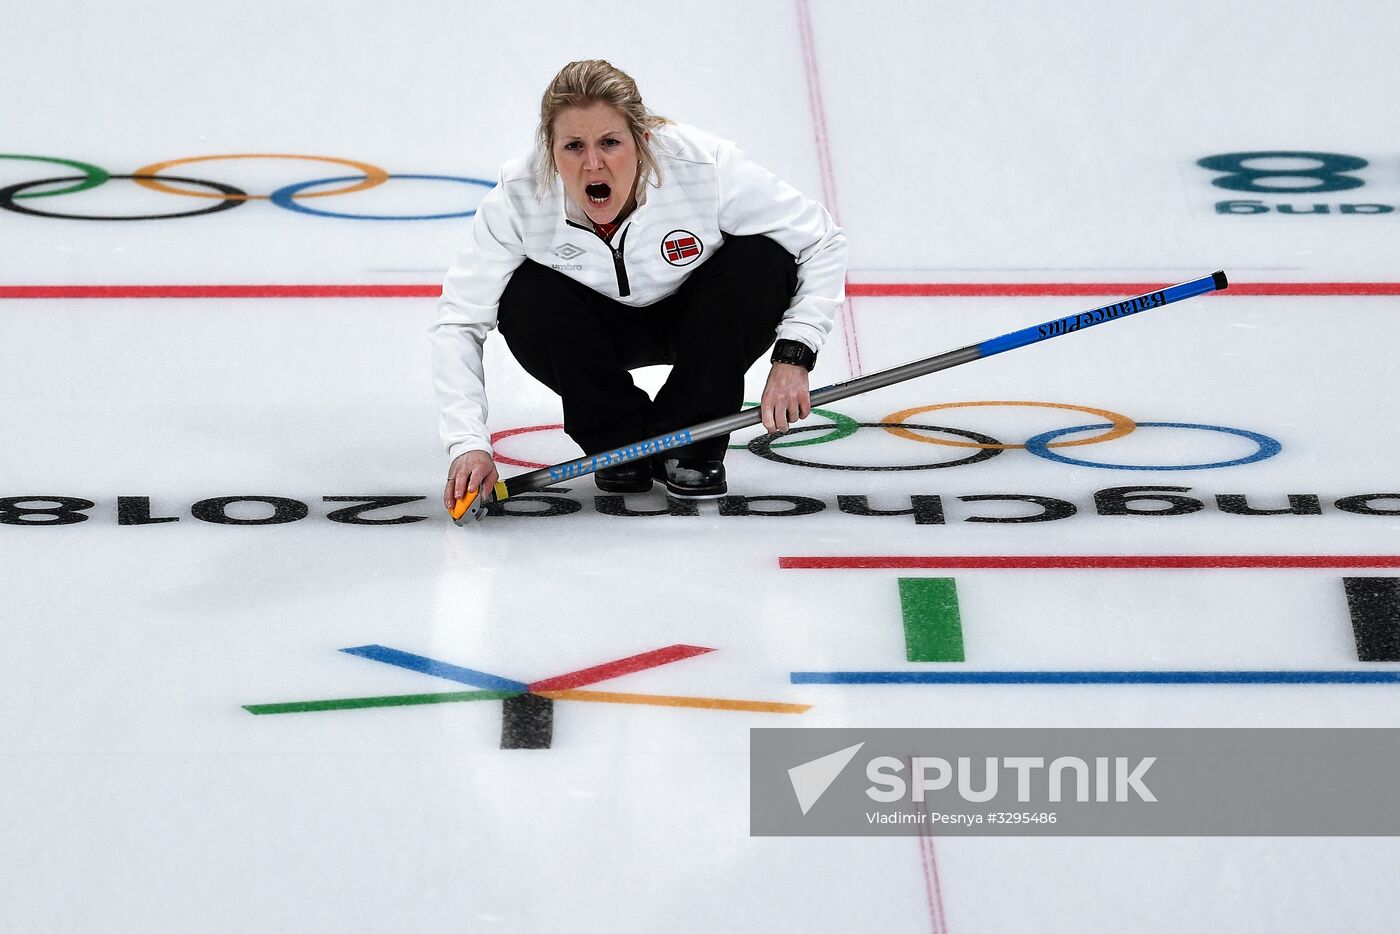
xmin=770 ymin=339 xmax=817 ymax=371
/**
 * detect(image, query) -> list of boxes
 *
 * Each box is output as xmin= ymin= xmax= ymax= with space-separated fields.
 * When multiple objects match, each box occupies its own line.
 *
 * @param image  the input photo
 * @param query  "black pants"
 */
xmin=497 ymin=234 xmax=798 ymax=460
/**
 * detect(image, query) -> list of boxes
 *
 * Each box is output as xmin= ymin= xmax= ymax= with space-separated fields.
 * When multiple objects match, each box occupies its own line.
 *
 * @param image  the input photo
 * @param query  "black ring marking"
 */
xmin=0 ymin=174 xmax=246 ymax=220
xmin=747 ymin=422 xmax=1003 ymax=471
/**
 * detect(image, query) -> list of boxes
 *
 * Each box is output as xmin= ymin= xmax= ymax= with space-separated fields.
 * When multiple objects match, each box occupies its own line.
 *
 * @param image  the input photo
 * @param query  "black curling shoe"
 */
xmin=595 ymin=459 xmax=654 ymax=493
xmin=657 ymin=457 xmax=727 ymax=499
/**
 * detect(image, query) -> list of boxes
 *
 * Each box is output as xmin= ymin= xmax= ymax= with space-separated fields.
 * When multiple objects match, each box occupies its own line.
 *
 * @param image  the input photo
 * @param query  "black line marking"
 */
xmin=1343 ymin=577 xmax=1400 ymax=661
xmin=501 ymin=694 xmax=554 ymax=749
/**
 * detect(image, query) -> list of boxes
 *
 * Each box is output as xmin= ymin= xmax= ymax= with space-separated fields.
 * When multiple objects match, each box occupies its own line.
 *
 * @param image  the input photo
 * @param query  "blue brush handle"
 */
xmin=456 ymin=271 xmax=1228 ymax=521
xmin=979 ymin=271 xmax=1227 ymax=357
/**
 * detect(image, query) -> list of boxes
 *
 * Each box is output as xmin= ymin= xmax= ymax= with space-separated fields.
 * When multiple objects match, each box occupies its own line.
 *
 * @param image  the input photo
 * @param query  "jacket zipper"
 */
xmin=567 ymin=220 xmax=631 ymax=298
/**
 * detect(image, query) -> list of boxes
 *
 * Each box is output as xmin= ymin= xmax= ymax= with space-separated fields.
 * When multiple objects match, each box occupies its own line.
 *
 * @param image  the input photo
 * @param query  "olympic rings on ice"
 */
xmin=1023 ymin=421 xmax=1282 ymax=470
xmin=0 ymin=152 xmax=492 ymax=221
xmin=493 ymin=401 xmax=1283 ymax=473
xmin=748 ymin=423 xmax=1003 ymax=471
xmin=882 ymin=400 xmax=1135 ymax=450
xmin=270 ymin=174 xmax=494 ymax=220
xmin=726 ymin=404 xmax=860 ymax=450
xmin=0 ymin=154 xmax=110 ymax=199
xmin=0 ymin=174 xmax=247 ymax=221
xmin=490 ymin=424 xmax=565 ymax=469
xmin=132 ymin=154 xmax=388 ymax=201
xmin=493 ymin=406 xmax=864 ymax=469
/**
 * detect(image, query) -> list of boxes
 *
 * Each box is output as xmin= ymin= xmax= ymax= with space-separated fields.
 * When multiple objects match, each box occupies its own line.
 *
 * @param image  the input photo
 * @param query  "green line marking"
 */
xmin=900 ymin=577 xmax=965 ymax=662
xmin=244 ymin=689 xmax=521 ymax=715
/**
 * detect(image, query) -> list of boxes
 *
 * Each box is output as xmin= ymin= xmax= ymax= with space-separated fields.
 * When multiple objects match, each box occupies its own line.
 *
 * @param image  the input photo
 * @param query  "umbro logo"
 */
xmin=552 ymin=242 xmax=587 ymax=260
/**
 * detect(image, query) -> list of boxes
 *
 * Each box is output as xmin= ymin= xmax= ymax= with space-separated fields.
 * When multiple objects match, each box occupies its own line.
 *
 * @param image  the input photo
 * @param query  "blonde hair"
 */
xmin=533 ymin=60 xmax=670 ymax=200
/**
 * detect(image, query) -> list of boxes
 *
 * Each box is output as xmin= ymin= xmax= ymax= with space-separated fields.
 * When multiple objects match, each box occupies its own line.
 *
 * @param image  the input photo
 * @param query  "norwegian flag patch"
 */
xmin=661 ymin=230 xmax=704 ymax=266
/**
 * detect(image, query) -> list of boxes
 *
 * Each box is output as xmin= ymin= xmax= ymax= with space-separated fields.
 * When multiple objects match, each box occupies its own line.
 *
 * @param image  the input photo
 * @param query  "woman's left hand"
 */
xmin=760 ymin=362 xmax=812 ymax=433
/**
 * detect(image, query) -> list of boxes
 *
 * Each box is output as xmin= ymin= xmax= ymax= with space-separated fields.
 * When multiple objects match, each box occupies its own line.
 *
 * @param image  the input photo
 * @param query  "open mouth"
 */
xmin=585 ymin=182 xmax=612 ymax=205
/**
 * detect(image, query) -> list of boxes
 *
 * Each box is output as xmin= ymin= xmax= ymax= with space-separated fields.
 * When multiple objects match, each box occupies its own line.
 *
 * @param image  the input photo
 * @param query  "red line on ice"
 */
xmin=794 ymin=0 xmax=862 ymax=376
xmin=912 ymin=792 xmax=949 ymax=933
xmin=527 ymin=644 xmax=714 ymax=693
xmin=4 ymin=282 xmax=1399 ymax=300
xmin=0 ymin=284 xmax=437 ymax=299
xmin=780 ymin=555 xmax=1400 ymax=570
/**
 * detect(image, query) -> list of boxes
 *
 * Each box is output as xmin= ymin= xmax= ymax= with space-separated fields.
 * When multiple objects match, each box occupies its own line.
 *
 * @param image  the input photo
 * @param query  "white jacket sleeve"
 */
xmin=428 ymin=174 xmax=527 ymax=463
xmin=715 ymin=141 xmax=847 ymax=352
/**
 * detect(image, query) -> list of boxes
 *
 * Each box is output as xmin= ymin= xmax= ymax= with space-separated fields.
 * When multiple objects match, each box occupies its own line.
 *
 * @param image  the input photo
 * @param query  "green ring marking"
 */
xmin=0 ymin=154 xmax=109 ymax=199
xmin=729 ymin=403 xmax=860 ymax=450
xmin=243 ymin=689 xmax=521 ymax=715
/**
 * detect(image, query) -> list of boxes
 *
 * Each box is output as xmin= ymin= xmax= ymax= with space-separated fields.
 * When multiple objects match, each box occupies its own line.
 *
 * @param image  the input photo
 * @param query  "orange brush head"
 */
xmin=450 ymin=485 xmax=499 ymax=525
xmin=449 ymin=490 xmax=477 ymax=522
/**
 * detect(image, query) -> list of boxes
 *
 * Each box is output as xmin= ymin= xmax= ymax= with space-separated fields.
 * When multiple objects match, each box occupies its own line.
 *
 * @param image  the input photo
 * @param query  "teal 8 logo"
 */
xmin=1198 ymin=151 xmax=1368 ymax=193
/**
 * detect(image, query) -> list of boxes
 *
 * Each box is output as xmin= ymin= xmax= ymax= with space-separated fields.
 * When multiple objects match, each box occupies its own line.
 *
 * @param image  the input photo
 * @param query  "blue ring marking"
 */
xmin=1023 ymin=421 xmax=1281 ymax=470
xmin=791 ymin=670 xmax=1400 ymax=684
xmin=342 ymin=645 xmax=527 ymax=692
xmin=269 ymin=174 xmax=494 ymax=220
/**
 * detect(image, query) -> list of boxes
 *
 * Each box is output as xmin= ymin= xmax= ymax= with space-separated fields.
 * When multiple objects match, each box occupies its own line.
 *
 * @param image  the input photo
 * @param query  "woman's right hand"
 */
xmin=444 ymin=450 xmax=500 ymax=510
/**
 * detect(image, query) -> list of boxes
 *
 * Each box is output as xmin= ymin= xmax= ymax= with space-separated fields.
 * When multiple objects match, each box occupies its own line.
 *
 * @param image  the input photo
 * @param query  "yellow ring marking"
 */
xmin=132 ymin=153 xmax=389 ymax=201
xmin=536 ymin=689 xmax=810 ymax=714
xmin=881 ymin=400 xmax=1136 ymax=450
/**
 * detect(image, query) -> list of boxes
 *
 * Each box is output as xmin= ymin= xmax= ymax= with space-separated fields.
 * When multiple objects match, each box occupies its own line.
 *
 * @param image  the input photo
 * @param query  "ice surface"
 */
xmin=4 ymin=1 xmax=1400 ymax=931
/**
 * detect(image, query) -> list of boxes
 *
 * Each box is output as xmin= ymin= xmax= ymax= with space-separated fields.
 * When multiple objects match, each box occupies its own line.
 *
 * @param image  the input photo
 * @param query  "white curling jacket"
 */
xmin=429 ymin=122 xmax=848 ymax=462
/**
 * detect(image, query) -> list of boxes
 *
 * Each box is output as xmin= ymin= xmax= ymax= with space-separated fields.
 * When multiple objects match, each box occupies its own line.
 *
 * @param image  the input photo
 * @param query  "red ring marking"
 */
xmin=490 ymin=423 xmax=564 ymax=469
